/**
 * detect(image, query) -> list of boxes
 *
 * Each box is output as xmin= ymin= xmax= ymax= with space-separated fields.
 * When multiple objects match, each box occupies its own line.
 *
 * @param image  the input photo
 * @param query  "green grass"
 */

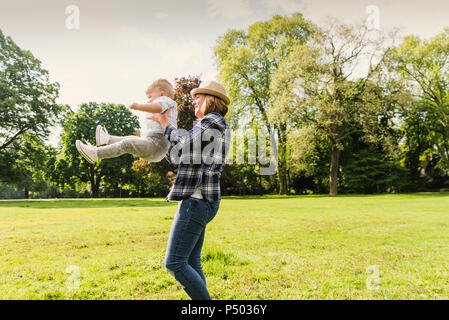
xmin=0 ymin=194 xmax=448 ymax=299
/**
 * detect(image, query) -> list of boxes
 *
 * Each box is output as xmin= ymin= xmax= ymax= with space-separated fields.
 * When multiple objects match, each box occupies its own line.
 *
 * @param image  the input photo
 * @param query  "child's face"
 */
xmin=146 ymin=88 xmax=163 ymax=103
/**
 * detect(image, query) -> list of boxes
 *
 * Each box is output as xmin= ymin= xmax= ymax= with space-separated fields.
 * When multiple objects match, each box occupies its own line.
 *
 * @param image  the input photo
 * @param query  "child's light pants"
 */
xmin=97 ymin=133 xmax=168 ymax=162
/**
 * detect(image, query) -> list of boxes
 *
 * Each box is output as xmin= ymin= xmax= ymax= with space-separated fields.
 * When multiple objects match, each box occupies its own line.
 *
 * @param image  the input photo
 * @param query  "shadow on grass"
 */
xmin=0 ymin=198 xmax=177 ymax=209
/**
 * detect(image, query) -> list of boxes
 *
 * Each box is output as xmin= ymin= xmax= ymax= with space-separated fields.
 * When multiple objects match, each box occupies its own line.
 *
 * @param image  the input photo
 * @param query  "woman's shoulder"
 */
xmin=202 ymin=112 xmax=229 ymax=128
xmin=200 ymin=114 xmax=229 ymax=134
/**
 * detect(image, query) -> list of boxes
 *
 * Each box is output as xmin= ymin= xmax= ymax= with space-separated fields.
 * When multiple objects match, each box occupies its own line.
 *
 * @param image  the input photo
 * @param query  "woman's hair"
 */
xmin=202 ymin=94 xmax=228 ymax=117
xmin=146 ymin=78 xmax=174 ymax=99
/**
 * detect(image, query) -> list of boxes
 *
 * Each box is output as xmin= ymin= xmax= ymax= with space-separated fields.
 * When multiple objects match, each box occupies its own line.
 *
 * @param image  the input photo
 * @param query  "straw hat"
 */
xmin=191 ymin=81 xmax=230 ymax=105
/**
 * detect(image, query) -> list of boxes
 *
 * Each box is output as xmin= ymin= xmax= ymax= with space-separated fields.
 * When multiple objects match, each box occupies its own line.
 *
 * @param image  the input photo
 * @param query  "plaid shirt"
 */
xmin=164 ymin=112 xmax=231 ymax=203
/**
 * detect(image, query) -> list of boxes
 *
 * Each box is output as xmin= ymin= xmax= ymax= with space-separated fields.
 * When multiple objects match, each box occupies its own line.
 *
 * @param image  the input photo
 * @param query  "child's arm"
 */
xmin=130 ymin=102 xmax=162 ymax=113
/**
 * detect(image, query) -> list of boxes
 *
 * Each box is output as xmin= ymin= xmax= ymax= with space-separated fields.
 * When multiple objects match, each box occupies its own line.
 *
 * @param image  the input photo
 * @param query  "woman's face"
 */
xmin=193 ymin=94 xmax=206 ymax=119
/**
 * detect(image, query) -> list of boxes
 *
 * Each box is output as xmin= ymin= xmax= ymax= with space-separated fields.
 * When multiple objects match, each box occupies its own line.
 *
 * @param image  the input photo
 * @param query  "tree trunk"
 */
xmin=24 ymin=188 xmax=29 ymax=199
xmin=277 ymin=151 xmax=288 ymax=195
xmin=91 ymin=182 xmax=99 ymax=198
xmin=279 ymin=169 xmax=288 ymax=195
xmin=88 ymin=165 xmax=102 ymax=198
xmin=329 ymin=144 xmax=341 ymax=197
xmin=277 ymin=123 xmax=288 ymax=195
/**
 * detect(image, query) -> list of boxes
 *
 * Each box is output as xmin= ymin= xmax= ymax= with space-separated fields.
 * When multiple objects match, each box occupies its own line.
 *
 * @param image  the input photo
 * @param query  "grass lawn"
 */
xmin=0 ymin=194 xmax=448 ymax=300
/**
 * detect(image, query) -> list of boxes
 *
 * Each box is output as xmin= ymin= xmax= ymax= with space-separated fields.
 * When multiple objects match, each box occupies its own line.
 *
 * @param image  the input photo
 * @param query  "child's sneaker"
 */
xmin=96 ymin=125 xmax=110 ymax=146
xmin=76 ymin=140 xmax=98 ymax=164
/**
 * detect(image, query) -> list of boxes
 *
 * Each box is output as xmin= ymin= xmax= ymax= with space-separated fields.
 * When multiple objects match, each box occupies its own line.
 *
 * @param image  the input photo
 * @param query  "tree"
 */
xmin=0 ymin=29 xmax=63 ymax=184
xmin=386 ymin=30 xmax=449 ymax=170
xmin=399 ymin=105 xmax=434 ymax=187
xmin=214 ymin=13 xmax=313 ymax=194
xmin=124 ymin=158 xmax=174 ymax=197
xmin=175 ymin=76 xmax=201 ymax=131
xmin=52 ymin=103 xmax=140 ymax=198
xmin=0 ymin=132 xmax=55 ymax=198
xmin=339 ymin=130 xmax=409 ymax=193
xmin=270 ymin=21 xmax=395 ymax=196
xmin=286 ymin=127 xmax=331 ymax=194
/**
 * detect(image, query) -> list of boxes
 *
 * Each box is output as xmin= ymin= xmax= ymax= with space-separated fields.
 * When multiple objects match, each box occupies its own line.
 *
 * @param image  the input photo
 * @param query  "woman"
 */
xmin=148 ymin=81 xmax=230 ymax=300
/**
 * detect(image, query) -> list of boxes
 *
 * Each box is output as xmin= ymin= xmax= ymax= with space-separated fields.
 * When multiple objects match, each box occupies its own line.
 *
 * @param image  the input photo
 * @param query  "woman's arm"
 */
xmin=149 ymin=112 xmax=224 ymax=164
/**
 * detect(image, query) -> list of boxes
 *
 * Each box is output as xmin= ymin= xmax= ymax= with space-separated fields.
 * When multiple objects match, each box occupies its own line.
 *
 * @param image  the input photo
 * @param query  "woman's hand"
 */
xmin=148 ymin=109 xmax=170 ymax=129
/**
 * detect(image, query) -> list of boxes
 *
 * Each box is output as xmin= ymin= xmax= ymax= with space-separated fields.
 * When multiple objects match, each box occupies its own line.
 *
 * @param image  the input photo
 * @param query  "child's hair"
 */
xmin=202 ymin=94 xmax=228 ymax=117
xmin=146 ymin=78 xmax=174 ymax=99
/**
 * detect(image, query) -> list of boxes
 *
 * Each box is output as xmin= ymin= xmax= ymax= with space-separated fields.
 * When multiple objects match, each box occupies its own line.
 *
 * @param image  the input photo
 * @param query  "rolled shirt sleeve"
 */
xmin=156 ymin=96 xmax=171 ymax=114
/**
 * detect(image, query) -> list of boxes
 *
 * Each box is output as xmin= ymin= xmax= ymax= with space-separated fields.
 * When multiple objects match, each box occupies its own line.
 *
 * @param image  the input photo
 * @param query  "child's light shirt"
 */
xmin=143 ymin=96 xmax=178 ymax=138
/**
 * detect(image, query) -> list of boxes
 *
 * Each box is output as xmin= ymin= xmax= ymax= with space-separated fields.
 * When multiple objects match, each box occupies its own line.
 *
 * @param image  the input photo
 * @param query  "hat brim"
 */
xmin=191 ymin=88 xmax=230 ymax=105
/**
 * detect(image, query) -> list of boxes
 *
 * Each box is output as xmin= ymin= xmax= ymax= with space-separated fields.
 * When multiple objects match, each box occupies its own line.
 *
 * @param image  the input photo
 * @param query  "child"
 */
xmin=75 ymin=78 xmax=178 ymax=163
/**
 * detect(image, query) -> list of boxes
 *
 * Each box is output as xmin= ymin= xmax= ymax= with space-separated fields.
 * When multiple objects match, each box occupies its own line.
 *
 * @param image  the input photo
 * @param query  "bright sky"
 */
xmin=1 ymin=0 xmax=448 ymax=146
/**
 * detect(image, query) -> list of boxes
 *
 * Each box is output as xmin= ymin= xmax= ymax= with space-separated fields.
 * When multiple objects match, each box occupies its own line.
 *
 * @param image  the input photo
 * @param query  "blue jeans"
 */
xmin=164 ymin=197 xmax=220 ymax=300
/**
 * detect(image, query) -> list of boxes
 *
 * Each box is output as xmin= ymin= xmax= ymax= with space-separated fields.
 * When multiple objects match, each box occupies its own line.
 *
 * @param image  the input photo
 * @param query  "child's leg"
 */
xmin=96 ymin=137 xmax=155 ymax=160
xmin=107 ymin=135 xmax=138 ymax=145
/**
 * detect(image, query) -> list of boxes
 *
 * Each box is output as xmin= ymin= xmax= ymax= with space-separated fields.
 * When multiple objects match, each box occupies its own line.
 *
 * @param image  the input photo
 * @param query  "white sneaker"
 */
xmin=96 ymin=125 xmax=110 ymax=146
xmin=76 ymin=140 xmax=98 ymax=164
